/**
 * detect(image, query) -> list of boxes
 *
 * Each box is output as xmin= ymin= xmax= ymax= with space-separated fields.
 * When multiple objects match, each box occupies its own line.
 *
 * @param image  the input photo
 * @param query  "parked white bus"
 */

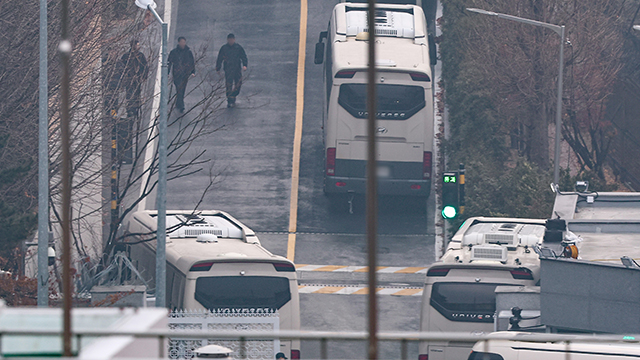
xmin=314 ymin=2 xmax=436 ymax=197
xmin=469 ymin=332 xmax=640 ymax=360
xmin=118 ymin=210 xmax=301 ymax=359
xmin=419 ymin=218 xmax=546 ymax=360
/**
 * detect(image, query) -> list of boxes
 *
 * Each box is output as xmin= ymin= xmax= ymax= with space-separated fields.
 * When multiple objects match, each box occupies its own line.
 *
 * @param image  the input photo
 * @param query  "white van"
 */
xmin=469 ymin=333 xmax=640 ymax=359
xmin=314 ymin=2 xmax=436 ymax=197
xmin=118 ymin=210 xmax=301 ymax=359
xmin=419 ymin=218 xmax=546 ymax=360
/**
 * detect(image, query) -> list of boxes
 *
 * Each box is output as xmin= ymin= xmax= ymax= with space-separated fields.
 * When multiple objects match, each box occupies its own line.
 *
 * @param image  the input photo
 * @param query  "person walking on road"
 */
xmin=120 ymin=39 xmax=148 ymax=119
xmin=216 ymin=33 xmax=248 ymax=108
xmin=168 ymin=36 xmax=195 ymax=112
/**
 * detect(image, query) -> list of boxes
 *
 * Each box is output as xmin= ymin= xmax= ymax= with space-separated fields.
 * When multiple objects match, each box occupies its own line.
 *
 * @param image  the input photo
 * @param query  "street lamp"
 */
xmin=134 ymin=0 xmax=168 ymax=308
xmin=467 ymin=8 xmax=565 ymax=186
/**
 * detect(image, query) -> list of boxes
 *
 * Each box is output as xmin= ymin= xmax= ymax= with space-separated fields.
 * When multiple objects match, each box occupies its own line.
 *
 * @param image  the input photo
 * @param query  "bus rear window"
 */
xmin=195 ymin=276 xmax=291 ymax=310
xmin=338 ymin=84 xmax=425 ymax=120
xmin=430 ymin=283 xmax=518 ymax=323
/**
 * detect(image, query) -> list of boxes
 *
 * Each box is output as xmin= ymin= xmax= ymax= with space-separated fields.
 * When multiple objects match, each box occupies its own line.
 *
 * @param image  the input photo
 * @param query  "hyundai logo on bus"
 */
xmin=357 ymin=111 xmax=408 ymax=119
xmin=376 ymin=127 xmax=388 ymax=134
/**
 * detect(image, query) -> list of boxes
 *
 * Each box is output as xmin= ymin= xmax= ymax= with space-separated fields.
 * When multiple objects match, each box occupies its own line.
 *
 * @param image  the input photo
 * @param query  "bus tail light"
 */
xmin=423 ymin=152 xmax=432 ymax=180
xmin=326 ymin=148 xmax=336 ymax=176
xmin=273 ymin=262 xmax=296 ymax=272
xmin=335 ymin=70 xmax=356 ymax=78
xmin=510 ymin=268 xmax=534 ymax=280
xmin=426 ymin=267 xmax=449 ymax=277
xmin=418 ymin=354 xmax=428 ymax=360
xmin=410 ymin=72 xmax=431 ymax=82
xmin=291 ymin=350 xmax=301 ymax=359
xmin=190 ymin=261 xmax=213 ymax=272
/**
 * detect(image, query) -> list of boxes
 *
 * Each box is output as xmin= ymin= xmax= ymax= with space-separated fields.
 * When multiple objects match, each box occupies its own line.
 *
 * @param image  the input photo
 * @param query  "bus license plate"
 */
xmin=377 ymin=166 xmax=390 ymax=178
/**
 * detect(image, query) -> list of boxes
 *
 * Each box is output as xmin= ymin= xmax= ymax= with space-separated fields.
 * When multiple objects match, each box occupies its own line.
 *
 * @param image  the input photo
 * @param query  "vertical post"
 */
xmin=158 ymin=336 xmax=165 ymax=358
xmin=458 ymin=163 xmax=465 ymax=216
xmin=59 ymin=0 xmax=72 ymax=355
xmin=320 ymin=338 xmax=328 ymax=360
xmin=366 ymin=0 xmax=378 ymax=359
xmin=239 ymin=337 xmax=246 ymax=360
xmin=400 ymin=339 xmax=407 ymax=360
xmin=37 ymin=0 xmax=49 ymax=308
xmin=155 ymin=19 xmax=168 ymax=308
xmin=111 ymin=123 xmax=118 ymax=238
xmin=553 ymin=25 xmax=565 ymax=186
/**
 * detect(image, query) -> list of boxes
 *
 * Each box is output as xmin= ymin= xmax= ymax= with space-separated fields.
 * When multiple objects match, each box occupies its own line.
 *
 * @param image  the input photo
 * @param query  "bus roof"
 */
xmin=438 ymin=217 xmax=546 ymax=269
xmin=128 ymin=210 xmax=291 ymax=274
xmin=330 ymin=3 xmax=432 ymax=76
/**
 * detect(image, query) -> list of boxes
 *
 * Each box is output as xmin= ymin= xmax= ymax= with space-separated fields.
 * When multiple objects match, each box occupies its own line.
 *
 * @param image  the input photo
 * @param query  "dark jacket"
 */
xmin=216 ymin=43 xmax=248 ymax=74
xmin=120 ymin=50 xmax=148 ymax=90
xmin=102 ymin=52 xmax=125 ymax=91
xmin=168 ymin=45 xmax=195 ymax=79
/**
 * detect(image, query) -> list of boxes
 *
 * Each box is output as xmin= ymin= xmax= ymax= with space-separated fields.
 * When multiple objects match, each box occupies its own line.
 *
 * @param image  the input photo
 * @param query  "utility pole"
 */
xmin=37 ymin=0 xmax=49 ymax=307
xmin=134 ymin=0 xmax=168 ymax=308
xmin=59 ymin=0 xmax=73 ymax=354
xmin=366 ymin=0 xmax=378 ymax=359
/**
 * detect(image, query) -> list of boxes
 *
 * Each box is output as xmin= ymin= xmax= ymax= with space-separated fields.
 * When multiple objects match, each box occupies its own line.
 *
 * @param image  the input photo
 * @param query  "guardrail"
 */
xmin=2 ymin=329 xmax=638 ymax=359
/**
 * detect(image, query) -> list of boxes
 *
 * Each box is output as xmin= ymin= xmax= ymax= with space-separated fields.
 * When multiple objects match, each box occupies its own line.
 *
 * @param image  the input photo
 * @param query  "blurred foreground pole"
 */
xmin=37 ymin=0 xmax=49 ymax=307
xmin=366 ymin=0 xmax=378 ymax=359
xmin=59 ymin=0 xmax=72 ymax=355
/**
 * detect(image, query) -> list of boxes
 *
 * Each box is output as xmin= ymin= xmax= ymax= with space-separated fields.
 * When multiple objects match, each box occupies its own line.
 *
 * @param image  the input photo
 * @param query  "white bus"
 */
xmin=419 ymin=218 xmax=546 ymax=360
xmin=469 ymin=333 xmax=640 ymax=360
xmin=314 ymin=2 xmax=436 ymax=197
xmin=118 ymin=210 xmax=301 ymax=359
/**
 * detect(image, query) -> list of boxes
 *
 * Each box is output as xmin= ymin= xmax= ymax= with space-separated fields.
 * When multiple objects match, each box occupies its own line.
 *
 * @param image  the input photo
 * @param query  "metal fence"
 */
xmin=1 ymin=328 xmax=639 ymax=360
xmin=168 ymin=310 xmax=280 ymax=359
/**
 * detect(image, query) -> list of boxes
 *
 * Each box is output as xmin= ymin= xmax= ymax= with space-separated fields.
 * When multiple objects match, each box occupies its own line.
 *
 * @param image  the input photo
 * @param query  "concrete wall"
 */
xmin=540 ymin=257 xmax=640 ymax=333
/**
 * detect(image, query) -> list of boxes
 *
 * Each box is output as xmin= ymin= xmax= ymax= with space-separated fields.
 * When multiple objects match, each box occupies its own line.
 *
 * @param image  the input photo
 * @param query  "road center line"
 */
xmin=286 ymin=0 xmax=308 ymax=261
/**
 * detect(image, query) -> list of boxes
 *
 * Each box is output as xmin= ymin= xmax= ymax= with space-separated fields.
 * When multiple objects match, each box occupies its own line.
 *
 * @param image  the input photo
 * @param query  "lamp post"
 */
xmin=467 ymin=8 xmax=565 ymax=185
xmin=134 ymin=0 xmax=168 ymax=308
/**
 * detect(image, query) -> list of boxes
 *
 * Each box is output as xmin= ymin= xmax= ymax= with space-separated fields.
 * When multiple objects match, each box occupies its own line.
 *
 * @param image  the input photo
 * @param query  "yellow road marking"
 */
xmin=286 ymin=0 xmax=308 ymax=262
xmin=287 ymin=233 xmax=297 ymax=262
xmin=395 ymin=266 xmax=426 ymax=274
xmin=315 ymin=286 xmax=344 ymax=294
xmin=392 ymin=288 xmax=423 ymax=296
xmin=352 ymin=287 xmax=382 ymax=295
xmin=314 ymin=265 xmax=348 ymax=272
xmin=354 ymin=266 xmax=388 ymax=273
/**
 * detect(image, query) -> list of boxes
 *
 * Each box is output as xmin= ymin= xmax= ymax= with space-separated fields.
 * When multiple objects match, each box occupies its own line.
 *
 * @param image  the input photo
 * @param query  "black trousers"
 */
xmin=225 ymin=71 xmax=242 ymax=103
xmin=174 ymin=76 xmax=189 ymax=110
xmin=125 ymin=86 xmax=142 ymax=119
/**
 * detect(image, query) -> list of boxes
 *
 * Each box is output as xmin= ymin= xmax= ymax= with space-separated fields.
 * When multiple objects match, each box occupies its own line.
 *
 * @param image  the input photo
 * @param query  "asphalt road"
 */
xmin=164 ymin=0 xmax=439 ymax=358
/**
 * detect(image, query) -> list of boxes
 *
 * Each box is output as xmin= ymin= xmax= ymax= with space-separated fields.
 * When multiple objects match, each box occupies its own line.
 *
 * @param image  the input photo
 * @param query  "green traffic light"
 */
xmin=442 ymin=205 xmax=457 ymax=219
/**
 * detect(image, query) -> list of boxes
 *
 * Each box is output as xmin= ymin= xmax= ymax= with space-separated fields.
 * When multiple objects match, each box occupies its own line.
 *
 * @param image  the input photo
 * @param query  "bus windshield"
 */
xmin=338 ymin=83 xmax=425 ymax=120
xmin=195 ymin=276 xmax=291 ymax=311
